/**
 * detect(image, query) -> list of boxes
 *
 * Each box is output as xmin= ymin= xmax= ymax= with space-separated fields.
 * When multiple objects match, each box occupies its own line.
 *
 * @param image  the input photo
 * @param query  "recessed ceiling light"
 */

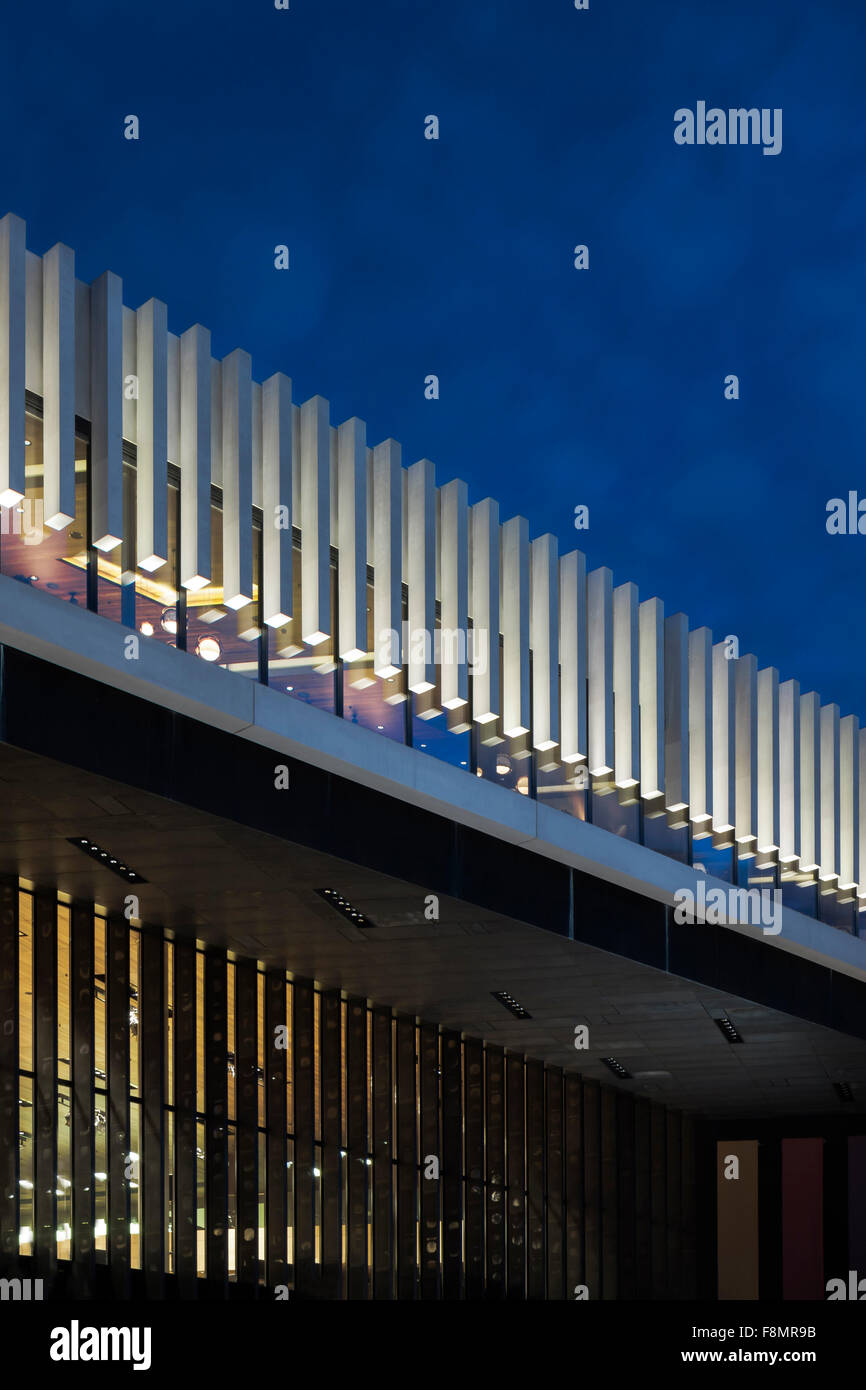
xmin=602 ymin=1057 xmax=632 ymax=1079
xmin=195 ymin=634 xmax=222 ymax=662
xmin=714 ymin=1015 xmax=743 ymax=1044
xmin=491 ymin=990 xmax=532 ymax=1019
xmin=316 ymin=887 xmax=376 ymax=928
xmin=67 ymin=838 xmax=147 ymax=884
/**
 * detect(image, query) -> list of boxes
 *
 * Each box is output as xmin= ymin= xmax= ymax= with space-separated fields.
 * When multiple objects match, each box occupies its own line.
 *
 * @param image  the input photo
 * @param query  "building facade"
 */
xmin=0 ymin=212 xmax=864 ymax=1299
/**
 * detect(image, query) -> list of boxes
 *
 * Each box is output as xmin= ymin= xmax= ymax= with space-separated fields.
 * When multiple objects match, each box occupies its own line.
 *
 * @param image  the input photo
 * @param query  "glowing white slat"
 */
xmin=179 ymin=324 xmax=212 ymax=590
xmin=335 ymin=417 xmax=366 ymax=659
xmin=407 ymin=458 xmax=436 ymax=693
xmin=439 ymin=479 xmax=469 ymax=711
xmin=300 ymin=396 xmax=331 ymax=645
xmin=261 ymin=372 xmax=293 ymax=627
xmin=587 ymin=567 xmax=613 ymax=777
xmin=0 ymin=213 xmax=26 ymax=507
xmin=501 ymin=515 xmax=530 ymax=738
xmin=778 ymin=679 xmax=801 ymax=863
xmin=757 ymin=667 xmax=780 ymax=852
xmin=800 ymin=692 xmax=821 ymax=870
xmin=559 ymin=550 xmax=587 ymax=765
xmin=639 ymin=597 xmax=664 ymax=802
xmin=839 ymin=714 xmax=859 ymax=890
xmin=90 ymin=271 xmax=123 ymax=552
xmin=531 ymin=534 xmax=559 ymax=753
xmin=372 ymin=439 xmax=402 ymax=677
xmin=712 ymin=642 xmax=736 ymax=833
xmin=820 ymin=703 xmax=840 ymax=878
xmin=613 ymin=581 xmax=638 ymax=787
xmin=134 ymin=298 xmax=168 ymax=571
xmin=688 ymin=627 xmax=713 ymax=827
xmin=734 ymin=653 xmax=757 ymax=845
xmin=42 ymin=243 xmax=77 ymax=530
xmin=664 ymin=613 xmax=690 ymax=815
xmin=470 ymin=498 xmax=500 ymax=725
xmin=221 ymin=349 xmax=253 ymax=610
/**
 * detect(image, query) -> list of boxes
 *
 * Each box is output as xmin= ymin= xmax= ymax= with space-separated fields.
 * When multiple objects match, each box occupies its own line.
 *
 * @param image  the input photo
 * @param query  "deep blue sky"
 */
xmin=2 ymin=0 xmax=865 ymax=718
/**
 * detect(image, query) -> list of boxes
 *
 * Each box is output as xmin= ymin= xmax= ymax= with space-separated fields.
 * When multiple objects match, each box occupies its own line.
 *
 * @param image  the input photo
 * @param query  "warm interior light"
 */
xmin=138 ymin=554 xmax=166 ymax=573
xmin=139 ymin=621 xmax=154 ymax=637
xmin=196 ymin=635 xmax=222 ymax=663
xmin=160 ymin=607 xmax=178 ymax=635
xmin=93 ymin=534 xmax=122 ymax=553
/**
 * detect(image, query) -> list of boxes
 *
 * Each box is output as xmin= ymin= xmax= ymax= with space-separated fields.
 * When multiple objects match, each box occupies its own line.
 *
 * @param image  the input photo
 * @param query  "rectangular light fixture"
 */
xmin=67 ymin=837 xmax=147 ymax=884
xmin=316 ymin=887 xmax=376 ymax=928
xmin=491 ymin=990 xmax=532 ymax=1019
xmin=602 ymin=1056 xmax=633 ymax=1079
xmin=714 ymin=1014 xmax=743 ymax=1044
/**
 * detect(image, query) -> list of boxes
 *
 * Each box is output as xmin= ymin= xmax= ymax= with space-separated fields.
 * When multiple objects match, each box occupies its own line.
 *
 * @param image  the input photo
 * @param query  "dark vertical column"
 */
xmin=395 ymin=1014 xmax=417 ymax=1300
xmin=616 ymin=1094 xmax=636 ymax=1301
xmin=485 ymin=1043 xmax=506 ymax=1298
xmin=265 ymin=970 xmax=288 ymax=1293
xmin=665 ymin=1110 xmax=682 ymax=1299
xmin=107 ymin=913 xmax=129 ymax=1295
xmin=345 ymin=997 xmax=368 ymax=1300
xmin=441 ymin=1029 xmax=462 ymax=1299
xmin=848 ymin=1137 xmax=866 ymax=1280
xmin=545 ymin=1067 xmax=564 ymax=1300
xmin=600 ymin=1087 xmax=618 ymax=1300
xmin=758 ymin=1136 xmax=781 ymax=1301
xmin=505 ymin=1055 xmax=526 ymax=1298
xmin=371 ymin=1006 xmax=393 ymax=1299
xmin=320 ymin=988 xmax=342 ymax=1298
xmin=717 ymin=1139 xmax=759 ymax=1300
xmin=34 ymin=893 xmax=58 ymax=1285
xmin=526 ymin=1058 xmax=545 ymax=1299
xmin=463 ymin=1037 xmax=484 ymax=1299
xmin=173 ymin=940 xmax=197 ymax=1295
xmin=582 ymin=1079 xmax=600 ymax=1300
xmin=634 ymin=1097 xmax=651 ymax=1298
xmin=235 ymin=959 xmax=259 ymax=1293
xmin=204 ymin=949 xmax=228 ymax=1296
xmin=0 ymin=880 xmax=18 ymax=1277
xmin=650 ymin=1103 xmax=667 ymax=1298
xmin=681 ymin=1116 xmax=697 ymax=1299
xmin=292 ymin=979 xmax=316 ymax=1296
xmin=140 ymin=926 xmax=165 ymax=1296
xmin=824 ymin=1136 xmax=847 ymax=1301
xmin=419 ymin=1021 xmax=441 ymax=1300
xmin=564 ymin=1073 xmax=583 ymax=1299
xmin=782 ymin=1137 xmax=824 ymax=1300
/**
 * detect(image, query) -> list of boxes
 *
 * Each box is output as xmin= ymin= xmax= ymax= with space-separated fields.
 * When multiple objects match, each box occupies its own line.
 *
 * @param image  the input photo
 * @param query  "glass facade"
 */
xmin=0 ymin=392 xmax=857 ymax=936
xmin=0 ymin=878 xmax=698 ymax=1299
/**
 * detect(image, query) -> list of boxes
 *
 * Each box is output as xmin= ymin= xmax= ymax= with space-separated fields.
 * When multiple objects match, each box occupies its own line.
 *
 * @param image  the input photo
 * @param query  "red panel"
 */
xmin=782 ymin=1138 xmax=823 ymax=1300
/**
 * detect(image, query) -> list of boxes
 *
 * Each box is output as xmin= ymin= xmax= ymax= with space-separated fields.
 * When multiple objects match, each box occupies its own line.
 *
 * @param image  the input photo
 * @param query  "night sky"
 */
xmin=2 ymin=0 xmax=864 ymax=718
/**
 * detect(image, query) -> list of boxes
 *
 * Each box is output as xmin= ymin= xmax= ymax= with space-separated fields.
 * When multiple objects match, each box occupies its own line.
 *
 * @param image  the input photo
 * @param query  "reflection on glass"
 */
xmin=0 ymin=411 xmax=88 ymax=605
xmin=341 ymin=584 xmax=404 ymax=738
xmin=186 ymin=503 xmax=262 ymax=679
xmin=267 ymin=549 xmax=337 ymax=713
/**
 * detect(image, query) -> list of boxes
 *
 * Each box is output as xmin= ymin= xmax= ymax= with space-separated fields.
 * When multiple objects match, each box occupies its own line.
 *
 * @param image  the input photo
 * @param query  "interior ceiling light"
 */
xmin=139 ymin=621 xmax=154 ymax=637
xmin=67 ymin=838 xmax=148 ymax=884
xmin=491 ymin=990 xmax=532 ymax=1019
xmin=160 ymin=606 xmax=178 ymax=635
xmin=602 ymin=1057 xmax=633 ymax=1079
xmin=316 ymin=887 xmax=376 ymax=928
xmin=714 ymin=1014 xmax=743 ymax=1044
xmin=195 ymin=635 xmax=222 ymax=662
